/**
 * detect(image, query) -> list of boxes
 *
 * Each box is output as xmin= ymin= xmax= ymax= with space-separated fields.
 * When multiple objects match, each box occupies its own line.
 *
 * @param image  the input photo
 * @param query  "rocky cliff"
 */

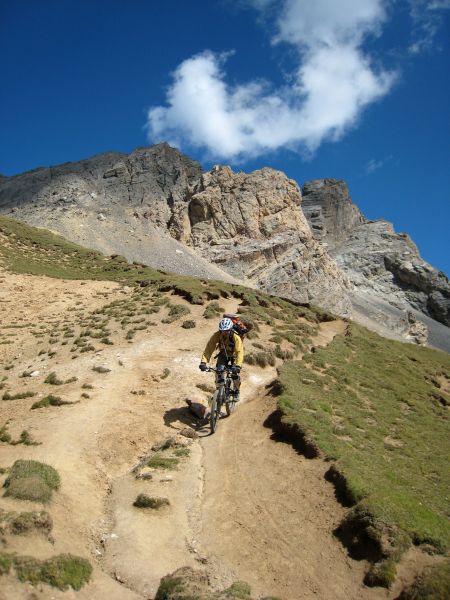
xmin=169 ymin=165 xmax=351 ymax=315
xmin=0 ymin=145 xmax=351 ymax=316
xmin=1 ymin=144 xmax=448 ymax=349
xmin=0 ymin=145 xmax=239 ymax=282
xmin=301 ymin=179 xmax=450 ymax=349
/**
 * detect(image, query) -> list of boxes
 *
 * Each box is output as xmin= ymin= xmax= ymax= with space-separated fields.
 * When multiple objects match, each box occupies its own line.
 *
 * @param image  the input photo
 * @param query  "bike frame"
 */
xmin=204 ymin=366 xmax=236 ymax=433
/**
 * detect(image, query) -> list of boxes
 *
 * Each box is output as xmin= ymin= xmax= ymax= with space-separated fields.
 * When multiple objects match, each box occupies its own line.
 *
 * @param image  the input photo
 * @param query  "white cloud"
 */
xmin=408 ymin=0 xmax=450 ymax=54
xmin=147 ymin=0 xmax=396 ymax=160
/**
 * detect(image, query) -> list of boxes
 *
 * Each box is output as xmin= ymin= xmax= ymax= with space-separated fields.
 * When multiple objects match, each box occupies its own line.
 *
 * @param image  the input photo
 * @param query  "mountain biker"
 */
xmin=199 ymin=317 xmax=244 ymax=401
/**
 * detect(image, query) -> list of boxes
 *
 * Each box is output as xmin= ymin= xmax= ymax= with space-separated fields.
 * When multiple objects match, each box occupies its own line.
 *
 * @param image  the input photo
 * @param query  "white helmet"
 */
xmin=219 ymin=317 xmax=233 ymax=331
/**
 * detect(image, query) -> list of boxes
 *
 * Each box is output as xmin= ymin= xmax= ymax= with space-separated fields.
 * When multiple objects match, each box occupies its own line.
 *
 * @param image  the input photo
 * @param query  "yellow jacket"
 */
xmin=201 ymin=331 xmax=244 ymax=367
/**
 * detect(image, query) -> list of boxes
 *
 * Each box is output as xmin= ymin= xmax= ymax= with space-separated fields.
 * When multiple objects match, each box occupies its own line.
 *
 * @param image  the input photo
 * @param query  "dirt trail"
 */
xmin=0 ymin=272 xmax=430 ymax=599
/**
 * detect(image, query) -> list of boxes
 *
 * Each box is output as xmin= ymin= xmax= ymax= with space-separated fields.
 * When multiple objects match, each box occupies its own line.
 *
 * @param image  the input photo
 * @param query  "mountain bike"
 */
xmin=203 ymin=366 xmax=237 ymax=434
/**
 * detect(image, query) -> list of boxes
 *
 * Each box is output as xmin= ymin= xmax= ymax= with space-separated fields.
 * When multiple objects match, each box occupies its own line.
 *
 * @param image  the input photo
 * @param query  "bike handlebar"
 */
xmin=202 ymin=366 xmax=233 ymax=374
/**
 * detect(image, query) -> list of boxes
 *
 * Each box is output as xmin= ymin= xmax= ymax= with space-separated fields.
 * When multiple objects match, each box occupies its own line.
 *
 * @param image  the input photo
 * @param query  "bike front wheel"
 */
xmin=210 ymin=390 xmax=221 ymax=434
xmin=225 ymin=391 xmax=236 ymax=416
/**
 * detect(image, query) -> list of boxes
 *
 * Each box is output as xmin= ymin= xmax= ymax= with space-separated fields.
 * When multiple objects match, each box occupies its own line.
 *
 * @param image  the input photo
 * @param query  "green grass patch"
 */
xmin=0 ymin=553 xmax=13 ymax=575
xmin=162 ymin=303 xmax=190 ymax=324
xmin=3 ymin=460 xmax=60 ymax=503
xmin=203 ymin=300 xmax=224 ymax=319
xmin=277 ymin=322 xmax=450 ymax=569
xmin=13 ymin=553 xmax=92 ymax=590
xmin=146 ymin=454 xmax=179 ymax=470
xmin=398 ymin=559 xmax=450 ymax=599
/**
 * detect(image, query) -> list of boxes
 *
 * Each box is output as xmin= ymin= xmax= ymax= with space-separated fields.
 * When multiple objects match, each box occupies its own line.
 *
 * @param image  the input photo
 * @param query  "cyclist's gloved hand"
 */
xmin=231 ymin=365 xmax=241 ymax=376
xmin=199 ymin=362 xmax=207 ymax=371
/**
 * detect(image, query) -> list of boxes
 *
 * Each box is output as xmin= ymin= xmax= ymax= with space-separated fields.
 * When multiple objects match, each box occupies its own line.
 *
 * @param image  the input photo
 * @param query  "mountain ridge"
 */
xmin=0 ymin=143 xmax=448 ymax=350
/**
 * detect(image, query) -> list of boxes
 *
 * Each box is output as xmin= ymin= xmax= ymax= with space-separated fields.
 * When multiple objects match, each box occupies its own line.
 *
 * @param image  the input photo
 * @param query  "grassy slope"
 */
xmin=2 ymin=215 xmax=449 ymax=592
xmin=278 ymin=322 xmax=450 ymax=579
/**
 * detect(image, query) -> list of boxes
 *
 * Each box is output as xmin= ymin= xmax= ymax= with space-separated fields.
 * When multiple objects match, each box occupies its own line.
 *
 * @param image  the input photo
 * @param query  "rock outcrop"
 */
xmin=302 ymin=179 xmax=365 ymax=249
xmin=0 ymin=145 xmax=239 ymax=282
xmin=302 ymin=179 xmax=450 ymax=331
xmin=169 ymin=165 xmax=351 ymax=315
xmin=1 ymin=144 xmax=448 ymax=347
xmin=0 ymin=147 xmax=351 ymax=316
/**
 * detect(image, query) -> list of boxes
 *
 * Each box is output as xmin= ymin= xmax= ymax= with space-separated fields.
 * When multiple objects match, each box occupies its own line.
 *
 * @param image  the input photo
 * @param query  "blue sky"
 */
xmin=1 ymin=0 xmax=449 ymax=274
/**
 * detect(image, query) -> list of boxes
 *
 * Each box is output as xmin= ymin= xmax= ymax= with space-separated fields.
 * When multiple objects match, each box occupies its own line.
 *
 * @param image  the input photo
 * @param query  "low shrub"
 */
xmin=2 ymin=390 xmax=36 ymax=400
xmin=364 ymin=559 xmax=397 ymax=588
xmin=203 ymin=301 xmax=224 ymax=319
xmin=161 ymin=368 xmax=171 ymax=379
xmin=92 ymin=366 xmax=111 ymax=373
xmin=181 ymin=320 xmax=196 ymax=329
xmin=4 ymin=459 xmax=60 ymax=503
xmin=133 ymin=494 xmax=170 ymax=509
xmin=162 ymin=304 xmax=190 ymax=324
xmin=44 ymin=372 xmax=63 ymax=385
xmin=31 ymin=395 xmax=71 ymax=409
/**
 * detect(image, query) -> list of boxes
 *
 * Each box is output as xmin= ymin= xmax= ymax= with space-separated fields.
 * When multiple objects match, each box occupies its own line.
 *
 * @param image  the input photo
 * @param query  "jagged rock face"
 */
xmin=0 ymin=143 xmax=202 ymax=227
xmin=332 ymin=220 xmax=450 ymax=327
xmin=302 ymin=179 xmax=450 ymax=329
xmin=0 ymin=145 xmax=241 ymax=282
xmin=302 ymin=179 xmax=365 ymax=249
xmin=169 ymin=166 xmax=351 ymax=316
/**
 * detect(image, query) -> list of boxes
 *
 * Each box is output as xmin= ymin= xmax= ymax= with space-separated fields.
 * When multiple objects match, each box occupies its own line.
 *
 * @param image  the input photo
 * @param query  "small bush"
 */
xmin=8 ymin=510 xmax=53 ymax=535
xmin=2 ymin=390 xmax=36 ymax=400
xmin=203 ymin=301 xmax=224 ymax=319
xmin=181 ymin=319 xmax=196 ymax=329
xmin=364 ymin=559 xmax=397 ymax=588
xmin=31 ymin=395 xmax=71 ymax=409
xmin=92 ymin=366 xmax=111 ymax=373
xmin=133 ymin=494 xmax=170 ymax=509
xmin=4 ymin=460 xmax=60 ymax=503
xmin=44 ymin=372 xmax=63 ymax=385
xmin=82 ymin=383 xmax=93 ymax=389
xmin=161 ymin=368 xmax=171 ymax=379
xmin=162 ymin=304 xmax=190 ymax=324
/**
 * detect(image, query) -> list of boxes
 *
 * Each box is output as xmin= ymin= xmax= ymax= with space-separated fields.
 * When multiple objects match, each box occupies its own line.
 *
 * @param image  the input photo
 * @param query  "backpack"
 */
xmin=223 ymin=313 xmax=249 ymax=339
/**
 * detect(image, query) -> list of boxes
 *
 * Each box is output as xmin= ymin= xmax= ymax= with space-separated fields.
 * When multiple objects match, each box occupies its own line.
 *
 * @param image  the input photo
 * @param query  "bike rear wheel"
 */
xmin=210 ymin=390 xmax=221 ymax=434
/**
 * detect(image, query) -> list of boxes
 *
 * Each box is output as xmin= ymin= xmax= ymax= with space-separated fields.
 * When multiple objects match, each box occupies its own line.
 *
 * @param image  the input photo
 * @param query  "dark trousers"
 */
xmin=216 ymin=353 xmax=241 ymax=391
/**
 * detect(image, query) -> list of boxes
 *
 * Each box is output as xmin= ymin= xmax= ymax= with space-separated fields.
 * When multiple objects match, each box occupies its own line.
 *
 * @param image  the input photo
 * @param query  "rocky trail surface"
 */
xmin=0 ymin=270 xmax=434 ymax=599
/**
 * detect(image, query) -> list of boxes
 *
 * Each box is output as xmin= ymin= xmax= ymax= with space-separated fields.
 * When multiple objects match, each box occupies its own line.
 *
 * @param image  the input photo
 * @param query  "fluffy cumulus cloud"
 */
xmin=147 ymin=0 xmax=396 ymax=160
